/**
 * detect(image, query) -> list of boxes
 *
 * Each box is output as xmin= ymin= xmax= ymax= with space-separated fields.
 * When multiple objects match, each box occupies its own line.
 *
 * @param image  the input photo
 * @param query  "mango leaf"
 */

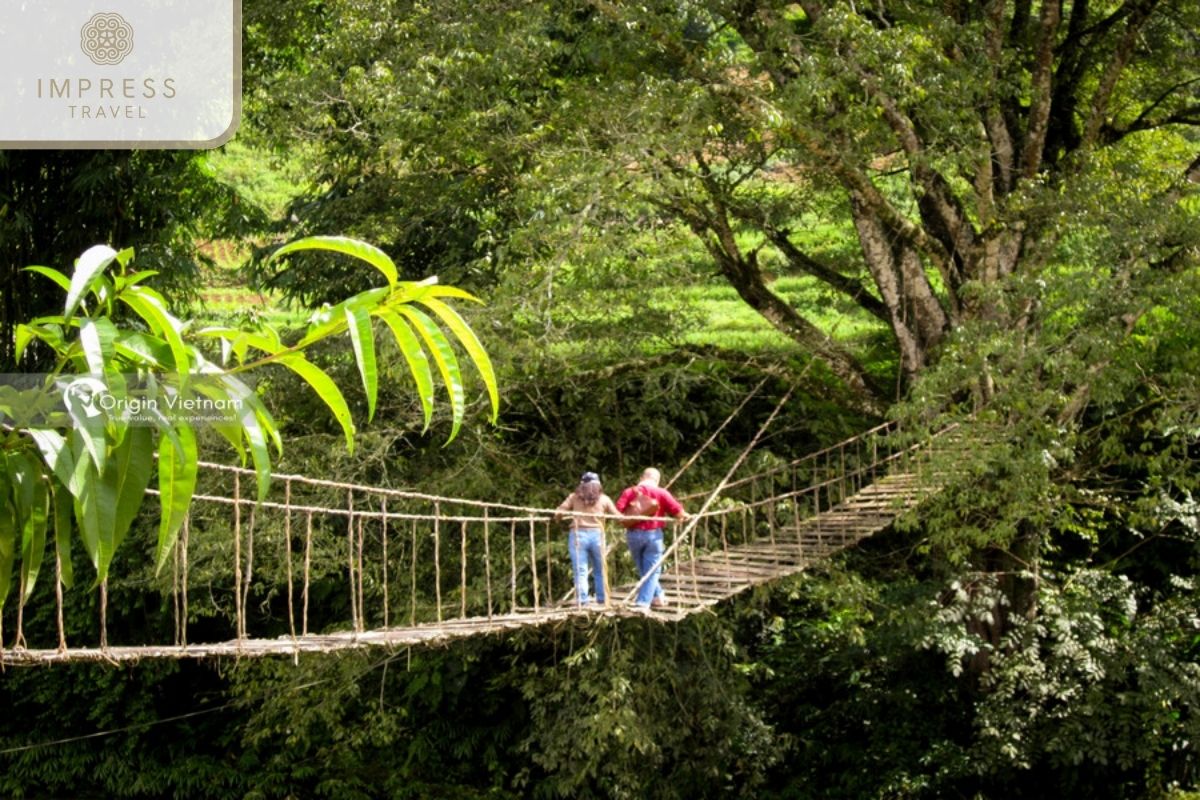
xmin=395 ymin=306 xmax=466 ymax=441
xmin=78 ymin=318 xmax=118 ymax=377
xmin=0 ymin=458 xmax=13 ymax=613
xmin=271 ymin=236 xmax=398 ymax=288
xmin=64 ymin=245 xmax=119 ymax=320
xmin=345 ymin=300 xmax=379 ymax=421
xmin=14 ymin=454 xmax=49 ymax=604
xmin=52 ymin=482 xmax=74 ymax=589
xmin=220 ymin=375 xmax=275 ymax=502
xmin=27 ymin=429 xmax=77 ymax=489
xmin=24 ymin=265 xmax=72 ymax=294
xmin=114 ymin=330 xmax=171 ymax=368
xmin=63 ymin=376 xmax=108 ymax=475
xmin=296 ymin=287 xmax=389 ymax=348
xmin=377 ymin=309 xmax=435 ymax=431
xmin=120 ymin=286 xmax=191 ymax=383
xmin=275 ymin=352 xmax=356 ymax=451
xmin=97 ymin=426 xmax=154 ymax=581
xmin=155 ymin=425 xmax=197 ymax=574
xmin=417 ymin=297 xmax=499 ymax=423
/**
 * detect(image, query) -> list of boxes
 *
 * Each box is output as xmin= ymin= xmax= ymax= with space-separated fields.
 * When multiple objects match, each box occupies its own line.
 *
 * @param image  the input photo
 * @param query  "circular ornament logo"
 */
xmin=80 ymin=12 xmax=134 ymax=66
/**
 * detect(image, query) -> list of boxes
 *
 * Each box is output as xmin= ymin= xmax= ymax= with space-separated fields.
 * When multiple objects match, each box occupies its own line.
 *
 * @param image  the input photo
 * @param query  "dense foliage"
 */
xmin=2 ymin=0 xmax=1199 ymax=798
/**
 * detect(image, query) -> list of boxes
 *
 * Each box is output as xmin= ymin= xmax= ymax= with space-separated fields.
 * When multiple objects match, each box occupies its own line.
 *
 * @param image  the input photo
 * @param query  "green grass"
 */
xmin=673 ymin=275 xmax=886 ymax=356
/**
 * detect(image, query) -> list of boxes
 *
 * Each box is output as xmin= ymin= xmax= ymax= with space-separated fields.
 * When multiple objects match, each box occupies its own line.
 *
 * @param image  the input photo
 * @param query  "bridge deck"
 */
xmin=1 ymin=473 xmax=929 ymax=665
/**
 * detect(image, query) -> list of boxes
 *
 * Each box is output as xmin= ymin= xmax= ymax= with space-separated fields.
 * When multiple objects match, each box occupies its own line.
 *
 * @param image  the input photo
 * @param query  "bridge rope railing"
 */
xmin=6 ymin=413 xmax=945 ymax=659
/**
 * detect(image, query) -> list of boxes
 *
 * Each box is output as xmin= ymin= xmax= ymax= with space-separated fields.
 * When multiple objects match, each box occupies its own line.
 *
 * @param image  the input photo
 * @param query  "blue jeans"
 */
xmin=626 ymin=528 xmax=665 ymax=606
xmin=569 ymin=528 xmax=606 ymax=605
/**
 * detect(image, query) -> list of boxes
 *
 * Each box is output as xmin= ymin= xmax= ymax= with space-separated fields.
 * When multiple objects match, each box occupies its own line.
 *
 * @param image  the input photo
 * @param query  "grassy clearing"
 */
xmin=674 ymin=275 xmax=887 ymax=356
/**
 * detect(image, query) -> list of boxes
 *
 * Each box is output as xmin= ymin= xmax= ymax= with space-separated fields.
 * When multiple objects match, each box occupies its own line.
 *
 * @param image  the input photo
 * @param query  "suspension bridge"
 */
xmin=1 ymin=403 xmax=956 ymax=665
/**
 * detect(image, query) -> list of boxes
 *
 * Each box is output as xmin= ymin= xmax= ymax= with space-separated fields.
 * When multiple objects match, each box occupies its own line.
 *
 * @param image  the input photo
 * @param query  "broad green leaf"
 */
xmin=15 ymin=455 xmax=49 ymax=604
xmin=120 ymin=287 xmax=191 ymax=383
xmin=114 ymin=330 xmax=171 ymax=367
xmin=63 ymin=376 xmax=108 ymax=475
xmin=345 ymin=300 xmax=379 ymax=420
xmin=97 ymin=426 xmax=154 ymax=581
xmin=193 ymin=381 xmax=246 ymax=463
xmin=377 ymin=309 xmax=435 ymax=430
xmin=64 ymin=245 xmax=119 ymax=319
xmin=220 ymin=375 xmax=275 ymax=501
xmin=271 ymin=236 xmax=398 ymax=288
xmin=24 ymin=265 xmax=72 ymax=294
xmin=417 ymin=297 xmax=499 ymax=423
xmin=0 ymin=458 xmax=13 ymax=612
xmin=276 ymin=352 xmax=356 ymax=451
xmin=14 ymin=324 xmax=35 ymax=364
xmin=52 ymin=482 xmax=74 ymax=589
xmin=28 ymin=429 xmax=77 ymax=489
xmin=79 ymin=318 xmax=119 ymax=377
xmin=74 ymin=460 xmax=117 ymax=576
xmin=396 ymin=306 xmax=466 ymax=441
xmin=155 ymin=425 xmax=197 ymax=574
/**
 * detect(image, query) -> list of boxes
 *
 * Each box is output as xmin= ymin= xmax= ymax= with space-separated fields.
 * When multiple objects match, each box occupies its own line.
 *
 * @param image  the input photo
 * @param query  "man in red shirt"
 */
xmin=616 ymin=467 xmax=688 ymax=608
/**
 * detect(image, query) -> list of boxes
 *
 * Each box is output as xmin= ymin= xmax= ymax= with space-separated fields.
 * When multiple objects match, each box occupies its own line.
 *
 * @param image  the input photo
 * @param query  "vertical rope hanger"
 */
xmin=356 ymin=514 xmax=366 ymax=633
xmin=381 ymin=497 xmax=389 ymax=629
xmin=460 ymin=519 xmax=468 ymax=619
xmin=433 ymin=501 xmax=443 ymax=623
xmin=483 ymin=508 xmax=494 ymax=620
xmin=528 ymin=517 xmax=540 ymax=613
xmin=233 ymin=472 xmax=243 ymax=642
xmin=55 ymin=521 xmax=67 ymax=652
xmin=346 ymin=490 xmax=358 ymax=633
xmin=284 ymin=480 xmax=296 ymax=642
xmin=243 ymin=502 xmax=256 ymax=637
xmin=410 ymin=518 xmax=418 ymax=627
xmin=181 ymin=514 xmax=190 ymax=647
xmin=303 ymin=510 xmax=313 ymax=636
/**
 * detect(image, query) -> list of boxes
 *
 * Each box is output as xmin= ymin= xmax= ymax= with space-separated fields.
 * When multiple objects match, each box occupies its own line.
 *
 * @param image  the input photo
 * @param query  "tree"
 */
xmin=247 ymin=0 xmax=1200 ymax=408
xmin=0 ymin=236 xmax=498 ymax=648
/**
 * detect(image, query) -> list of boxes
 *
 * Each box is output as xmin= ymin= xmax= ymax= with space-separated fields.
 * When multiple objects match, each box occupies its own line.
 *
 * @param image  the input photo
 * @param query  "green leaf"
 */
xmin=63 ymin=376 xmax=108 ymax=475
xmin=79 ymin=317 xmax=119 ymax=377
xmin=99 ymin=426 xmax=154 ymax=581
xmin=27 ymin=429 xmax=77 ymax=489
xmin=155 ymin=425 xmax=197 ymax=574
xmin=271 ymin=236 xmax=398 ymax=288
xmin=345 ymin=300 xmax=379 ymax=421
xmin=15 ymin=455 xmax=49 ymax=604
xmin=220 ymin=375 xmax=275 ymax=502
xmin=120 ymin=286 xmax=191 ymax=382
xmin=52 ymin=482 xmax=74 ymax=589
xmin=417 ymin=296 xmax=500 ymax=423
xmin=64 ymin=245 xmax=119 ymax=319
xmin=377 ymin=309 xmax=435 ymax=431
xmin=396 ymin=306 xmax=466 ymax=441
xmin=23 ymin=265 xmax=72 ymax=294
xmin=0 ymin=458 xmax=13 ymax=613
xmin=275 ymin=352 xmax=356 ymax=452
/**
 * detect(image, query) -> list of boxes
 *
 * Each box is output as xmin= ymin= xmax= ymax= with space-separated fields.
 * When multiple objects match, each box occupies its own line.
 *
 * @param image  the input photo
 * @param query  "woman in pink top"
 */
xmin=555 ymin=472 xmax=620 ymax=606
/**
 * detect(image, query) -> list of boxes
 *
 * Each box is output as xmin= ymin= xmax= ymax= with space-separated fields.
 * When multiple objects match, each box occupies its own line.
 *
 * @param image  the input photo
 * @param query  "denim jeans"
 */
xmin=625 ymin=528 xmax=665 ymax=606
xmin=568 ymin=528 xmax=606 ymax=605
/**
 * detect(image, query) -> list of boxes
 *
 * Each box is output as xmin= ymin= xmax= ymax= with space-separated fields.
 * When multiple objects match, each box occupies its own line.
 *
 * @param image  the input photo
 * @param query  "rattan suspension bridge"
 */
xmin=1 ymin=395 xmax=956 ymax=665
